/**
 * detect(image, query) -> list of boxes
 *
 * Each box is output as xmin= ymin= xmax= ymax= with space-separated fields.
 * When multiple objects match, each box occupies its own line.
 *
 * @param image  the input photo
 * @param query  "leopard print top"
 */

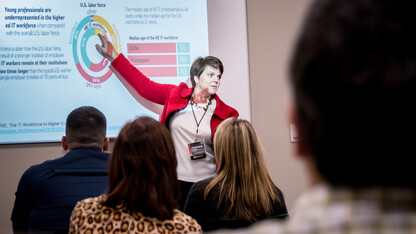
xmin=69 ymin=194 xmax=202 ymax=233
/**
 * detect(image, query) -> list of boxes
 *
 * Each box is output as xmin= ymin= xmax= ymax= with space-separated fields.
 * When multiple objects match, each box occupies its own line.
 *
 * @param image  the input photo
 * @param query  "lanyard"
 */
xmin=190 ymin=97 xmax=212 ymax=141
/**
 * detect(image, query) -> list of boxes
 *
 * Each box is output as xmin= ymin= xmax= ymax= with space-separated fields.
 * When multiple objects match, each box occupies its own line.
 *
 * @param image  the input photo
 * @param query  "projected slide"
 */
xmin=0 ymin=0 xmax=208 ymax=144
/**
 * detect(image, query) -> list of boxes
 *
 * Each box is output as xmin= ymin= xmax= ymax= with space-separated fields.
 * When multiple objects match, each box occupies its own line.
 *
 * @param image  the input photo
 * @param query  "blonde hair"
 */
xmin=204 ymin=118 xmax=281 ymax=221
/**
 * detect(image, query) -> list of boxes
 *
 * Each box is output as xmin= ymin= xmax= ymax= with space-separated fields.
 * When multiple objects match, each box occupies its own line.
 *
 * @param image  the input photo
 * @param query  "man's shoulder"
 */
xmin=23 ymin=155 xmax=65 ymax=174
xmin=23 ymin=147 xmax=108 ymax=176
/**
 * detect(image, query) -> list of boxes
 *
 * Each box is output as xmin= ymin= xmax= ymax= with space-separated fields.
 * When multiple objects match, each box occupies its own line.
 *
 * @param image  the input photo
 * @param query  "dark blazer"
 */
xmin=184 ymin=177 xmax=289 ymax=231
xmin=11 ymin=147 xmax=109 ymax=233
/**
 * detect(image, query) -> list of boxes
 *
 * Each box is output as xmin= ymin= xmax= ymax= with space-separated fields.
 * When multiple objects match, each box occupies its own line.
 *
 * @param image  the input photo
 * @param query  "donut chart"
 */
xmin=72 ymin=15 xmax=119 ymax=84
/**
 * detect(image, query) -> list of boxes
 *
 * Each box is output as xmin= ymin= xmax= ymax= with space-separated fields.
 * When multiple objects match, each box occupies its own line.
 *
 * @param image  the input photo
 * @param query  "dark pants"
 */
xmin=178 ymin=180 xmax=195 ymax=211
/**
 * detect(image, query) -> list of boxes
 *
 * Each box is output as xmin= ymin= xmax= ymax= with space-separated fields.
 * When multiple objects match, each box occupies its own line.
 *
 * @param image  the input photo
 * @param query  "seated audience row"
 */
xmin=12 ymin=107 xmax=286 ymax=233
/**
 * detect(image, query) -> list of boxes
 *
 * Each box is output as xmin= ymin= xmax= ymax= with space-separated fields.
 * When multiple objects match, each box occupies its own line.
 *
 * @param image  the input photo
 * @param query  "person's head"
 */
xmin=62 ymin=106 xmax=108 ymax=151
xmin=207 ymin=117 xmax=279 ymax=221
xmin=190 ymin=56 xmax=223 ymax=95
xmin=105 ymin=116 xmax=179 ymax=220
xmin=214 ymin=118 xmax=267 ymax=176
xmin=290 ymin=0 xmax=416 ymax=188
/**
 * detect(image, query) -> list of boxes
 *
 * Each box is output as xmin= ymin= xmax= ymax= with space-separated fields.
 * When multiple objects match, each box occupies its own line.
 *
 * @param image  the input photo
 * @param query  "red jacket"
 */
xmin=111 ymin=54 xmax=239 ymax=138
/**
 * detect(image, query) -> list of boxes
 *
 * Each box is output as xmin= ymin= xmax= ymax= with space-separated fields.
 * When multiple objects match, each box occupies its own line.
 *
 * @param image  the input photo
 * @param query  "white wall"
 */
xmin=246 ymin=0 xmax=312 ymax=212
xmin=0 ymin=0 xmax=312 ymax=232
xmin=207 ymin=0 xmax=251 ymax=120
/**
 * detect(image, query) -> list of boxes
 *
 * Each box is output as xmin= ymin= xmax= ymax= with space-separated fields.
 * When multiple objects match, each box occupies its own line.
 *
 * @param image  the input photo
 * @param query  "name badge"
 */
xmin=188 ymin=140 xmax=206 ymax=160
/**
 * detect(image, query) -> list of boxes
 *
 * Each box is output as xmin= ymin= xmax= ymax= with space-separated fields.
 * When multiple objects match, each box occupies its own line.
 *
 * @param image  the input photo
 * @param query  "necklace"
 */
xmin=190 ymin=96 xmax=212 ymax=141
xmin=191 ymin=97 xmax=212 ymax=111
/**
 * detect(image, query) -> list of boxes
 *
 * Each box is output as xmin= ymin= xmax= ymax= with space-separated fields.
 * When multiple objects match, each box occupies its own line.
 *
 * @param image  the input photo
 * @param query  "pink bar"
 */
xmin=127 ymin=43 xmax=176 ymax=53
xmin=128 ymin=55 xmax=177 ymax=65
xmin=136 ymin=66 xmax=177 ymax=77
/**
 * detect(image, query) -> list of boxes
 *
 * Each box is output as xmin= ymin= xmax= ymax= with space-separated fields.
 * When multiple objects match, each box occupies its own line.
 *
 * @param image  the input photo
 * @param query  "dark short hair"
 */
xmin=190 ymin=56 xmax=224 ymax=88
xmin=290 ymin=0 xmax=416 ymax=188
xmin=65 ymin=106 xmax=106 ymax=148
xmin=105 ymin=116 xmax=179 ymax=220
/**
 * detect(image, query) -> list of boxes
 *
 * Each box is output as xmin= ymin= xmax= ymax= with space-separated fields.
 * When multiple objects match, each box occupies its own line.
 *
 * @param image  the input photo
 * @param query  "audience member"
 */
xmin=184 ymin=118 xmax=288 ymax=231
xmin=11 ymin=106 xmax=109 ymax=233
xmin=69 ymin=116 xmax=201 ymax=233
xmin=213 ymin=0 xmax=416 ymax=233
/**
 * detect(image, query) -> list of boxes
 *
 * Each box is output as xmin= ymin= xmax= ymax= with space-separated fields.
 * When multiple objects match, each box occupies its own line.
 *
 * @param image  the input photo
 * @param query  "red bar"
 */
xmin=136 ymin=66 xmax=177 ymax=77
xmin=128 ymin=55 xmax=177 ymax=65
xmin=127 ymin=43 xmax=176 ymax=53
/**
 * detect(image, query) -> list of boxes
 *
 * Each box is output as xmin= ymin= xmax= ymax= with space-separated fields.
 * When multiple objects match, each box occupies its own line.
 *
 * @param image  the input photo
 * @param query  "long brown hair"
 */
xmin=205 ymin=118 xmax=281 ymax=221
xmin=105 ymin=117 xmax=179 ymax=220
